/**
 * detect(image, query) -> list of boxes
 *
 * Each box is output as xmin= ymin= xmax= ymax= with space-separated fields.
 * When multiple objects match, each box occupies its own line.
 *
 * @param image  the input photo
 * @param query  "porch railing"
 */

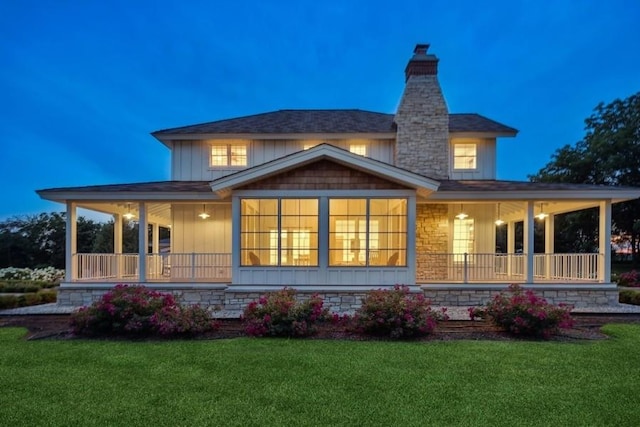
xmin=74 ymin=253 xmax=232 ymax=282
xmin=420 ymin=253 xmax=602 ymax=283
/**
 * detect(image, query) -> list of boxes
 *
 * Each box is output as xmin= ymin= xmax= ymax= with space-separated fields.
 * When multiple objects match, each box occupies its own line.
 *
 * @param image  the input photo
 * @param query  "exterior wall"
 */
xmin=447 ymin=204 xmax=496 ymax=254
xmin=395 ymin=75 xmax=449 ymax=179
xmin=170 ymin=138 xmax=395 ymax=181
xmin=238 ymin=159 xmax=409 ymax=191
xmin=449 ymin=138 xmax=496 ymax=180
xmin=172 ymin=204 xmax=232 ymax=253
xmin=416 ymin=204 xmax=449 ymax=281
xmin=422 ymin=285 xmax=619 ymax=308
xmin=58 ymin=284 xmax=620 ymax=312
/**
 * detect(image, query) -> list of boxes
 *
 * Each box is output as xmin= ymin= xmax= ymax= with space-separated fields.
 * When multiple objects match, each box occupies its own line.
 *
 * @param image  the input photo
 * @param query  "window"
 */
xmin=453 ymin=218 xmax=474 ymax=262
xmin=329 ymin=199 xmax=406 ymax=266
xmin=241 ymin=199 xmax=318 ymax=266
xmin=303 ymin=143 xmax=317 ymax=150
xmin=210 ymin=144 xmax=247 ymax=167
xmin=453 ymin=143 xmax=476 ymax=169
xmin=349 ymin=144 xmax=367 ymax=156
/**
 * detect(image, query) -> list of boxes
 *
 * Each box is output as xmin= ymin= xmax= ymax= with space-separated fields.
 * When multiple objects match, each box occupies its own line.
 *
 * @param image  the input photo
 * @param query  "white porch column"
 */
xmin=152 ymin=223 xmax=160 ymax=254
xmin=507 ymin=221 xmax=515 ymax=277
xmin=65 ymin=201 xmax=77 ymax=282
xmin=114 ymin=213 xmax=123 ymax=279
xmin=599 ymin=200 xmax=612 ymax=283
xmin=544 ymin=214 xmax=554 ymax=279
xmin=138 ymin=202 xmax=148 ymax=282
xmin=524 ymin=201 xmax=534 ymax=283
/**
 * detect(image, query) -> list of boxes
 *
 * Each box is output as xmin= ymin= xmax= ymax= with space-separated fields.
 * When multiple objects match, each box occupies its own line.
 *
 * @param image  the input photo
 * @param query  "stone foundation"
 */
xmin=57 ymin=283 xmax=620 ymax=315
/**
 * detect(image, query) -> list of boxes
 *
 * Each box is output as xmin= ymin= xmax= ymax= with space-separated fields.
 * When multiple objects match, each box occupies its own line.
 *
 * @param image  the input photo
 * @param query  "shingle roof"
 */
xmin=152 ymin=110 xmax=517 ymax=136
xmin=37 ymin=181 xmax=212 ymax=194
xmin=438 ymin=180 xmax=629 ymax=192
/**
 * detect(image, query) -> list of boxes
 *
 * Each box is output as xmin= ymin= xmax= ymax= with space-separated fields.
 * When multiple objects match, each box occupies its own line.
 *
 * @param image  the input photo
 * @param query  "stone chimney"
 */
xmin=394 ymin=44 xmax=449 ymax=179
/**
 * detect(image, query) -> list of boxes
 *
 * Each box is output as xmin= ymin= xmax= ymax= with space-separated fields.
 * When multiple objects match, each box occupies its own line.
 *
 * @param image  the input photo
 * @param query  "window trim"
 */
xmin=209 ymin=143 xmax=248 ymax=168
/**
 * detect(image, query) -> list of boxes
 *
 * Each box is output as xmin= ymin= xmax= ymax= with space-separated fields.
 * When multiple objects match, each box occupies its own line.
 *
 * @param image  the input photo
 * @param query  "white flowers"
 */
xmin=0 ymin=267 xmax=64 ymax=283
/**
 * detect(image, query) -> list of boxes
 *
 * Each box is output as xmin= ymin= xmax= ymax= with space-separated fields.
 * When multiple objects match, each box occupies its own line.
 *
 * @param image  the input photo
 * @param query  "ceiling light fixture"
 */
xmin=455 ymin=204 xmax=468 ymax=220
xmin=495 ymin=203 xmax=505 ymax=226
xmin=123 ymin=203 xmax=135 ymax=220
xmin=536 ymin=203 xmax=549 ymax=220
xmin=198 ymin=204 xmax=210 ymax=220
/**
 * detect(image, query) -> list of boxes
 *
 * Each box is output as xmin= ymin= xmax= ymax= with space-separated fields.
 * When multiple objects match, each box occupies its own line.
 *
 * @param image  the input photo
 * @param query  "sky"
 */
xmin=1 ymin=0 xmax=639 ymax=220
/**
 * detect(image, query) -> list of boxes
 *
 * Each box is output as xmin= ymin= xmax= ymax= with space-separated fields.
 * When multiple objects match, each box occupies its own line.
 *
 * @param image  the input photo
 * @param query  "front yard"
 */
xmin=1 ymin=324 xmax=640 ymax=426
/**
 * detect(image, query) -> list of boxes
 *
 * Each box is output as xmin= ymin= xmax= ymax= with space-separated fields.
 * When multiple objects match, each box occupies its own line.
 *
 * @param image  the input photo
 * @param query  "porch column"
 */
xmin=114 ymin=213 xmax=123 ymax=279
xmin=523 ymin=201 xmax=534 ymax=283
xmin=65 ymin=201 xmax=77 ymax=282
xmin=507 ymin=221 xmax=515 ymax=277
xmin=152 ymin=223 xmax=160 ymax=254
xmin=544 ymin=214 xmax=554 ymax=279
xmin=138 ymin=202 xmax=148 ymax=282
xmin=599 ymin=200 xmax=612 ymax=283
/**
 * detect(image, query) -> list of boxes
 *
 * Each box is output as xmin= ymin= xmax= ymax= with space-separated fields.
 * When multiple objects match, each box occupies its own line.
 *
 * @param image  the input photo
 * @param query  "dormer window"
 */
xmin=210 ymin=144 xmax=247 ymax=167
xmin=453 ymin=143 xmax=476 ymax=170
xmin=349 ymin=144 xmax=367 ymax=156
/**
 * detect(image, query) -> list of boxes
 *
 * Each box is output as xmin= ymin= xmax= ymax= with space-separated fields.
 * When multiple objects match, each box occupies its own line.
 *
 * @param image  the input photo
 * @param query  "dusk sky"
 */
xmin=1 ymin=0 xmax=639 ymax=220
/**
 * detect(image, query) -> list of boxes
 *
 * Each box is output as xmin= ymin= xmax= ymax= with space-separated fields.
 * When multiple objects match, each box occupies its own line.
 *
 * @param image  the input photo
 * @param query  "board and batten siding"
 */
xmin=448 ymin=204 xmax=496 ymax=254
xmin=170 ymin=138 xmax=395 ymax=181
xmin=449 ymin=138 xmax=496 ymax=180
xmin=172 ymin=204 xmax=232 ymax=253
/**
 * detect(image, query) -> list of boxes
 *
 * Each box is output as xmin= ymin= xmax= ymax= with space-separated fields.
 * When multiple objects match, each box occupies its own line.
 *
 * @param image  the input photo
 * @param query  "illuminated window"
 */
xmin=241 ymin=199 xmax=318 ymax=266
xmin=453 ymin=218 xmax=474 ymax=262
xmin=349 ymin=144 xmax=367 ymax=156
xmin=453 ymin=144 xmax=476 ymax=169
xmin=210 ymin=144 xmax=247 ymax=167
xmin=303 ymin=143 xmax=317 ymax=150
xmin=329 ymin=199 xmax=406 ymax=266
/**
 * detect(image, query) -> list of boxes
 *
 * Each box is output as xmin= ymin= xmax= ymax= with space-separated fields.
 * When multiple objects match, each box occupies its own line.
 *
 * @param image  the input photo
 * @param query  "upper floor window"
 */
xmin=349 ymin=144 xmax=367 ymax=156
xmin=453 ymin=143 xmax=476 ymax=169
xmin=210 ymin=144 xmax=247 ymax=167
xmin=303 ymin=143 xmax=317 ymax=150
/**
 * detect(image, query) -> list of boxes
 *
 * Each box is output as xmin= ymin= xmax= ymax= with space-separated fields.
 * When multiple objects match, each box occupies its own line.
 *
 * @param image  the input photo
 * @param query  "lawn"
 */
xmin=2 ymin=325 xmax=640 ymax=427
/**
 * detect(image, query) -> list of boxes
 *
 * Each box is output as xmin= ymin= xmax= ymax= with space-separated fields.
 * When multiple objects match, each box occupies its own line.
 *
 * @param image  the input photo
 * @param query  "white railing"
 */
xmin=420 ymin=253 xmax=601 ymax=283
xmin=533 ymin=253 xmax=600 ymax=281
xmin=73 ymin=253 xmax=232 ymax=282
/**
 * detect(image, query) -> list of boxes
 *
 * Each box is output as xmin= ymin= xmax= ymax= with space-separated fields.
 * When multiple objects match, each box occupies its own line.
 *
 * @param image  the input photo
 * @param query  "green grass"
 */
xmin=2 ymin=325 xmax=640 ymax=426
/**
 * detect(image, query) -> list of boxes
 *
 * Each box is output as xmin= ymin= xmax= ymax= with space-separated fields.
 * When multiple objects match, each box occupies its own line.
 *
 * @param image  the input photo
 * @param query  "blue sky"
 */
xmin=1 ymin=0 xmax=638 ymax=220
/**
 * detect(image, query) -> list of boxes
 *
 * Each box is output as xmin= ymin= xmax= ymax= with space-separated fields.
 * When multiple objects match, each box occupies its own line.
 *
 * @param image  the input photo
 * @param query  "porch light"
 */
xmin=123 ymin=204 xmax=135 ymax=220
xmin=495 ymin=203 xmax=505 ymax=226
xmin=536 ymin=203 xmax=548 ymax=220
xmin=198 ymin=204 xmax=210 ymax=220
xmin=455 ymin=204 xmax=468 ymax=220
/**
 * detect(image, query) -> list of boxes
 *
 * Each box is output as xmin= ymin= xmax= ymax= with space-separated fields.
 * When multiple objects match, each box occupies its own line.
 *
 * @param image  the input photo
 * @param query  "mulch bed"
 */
xmin=3 ymin=314 xmax=640 ymax=341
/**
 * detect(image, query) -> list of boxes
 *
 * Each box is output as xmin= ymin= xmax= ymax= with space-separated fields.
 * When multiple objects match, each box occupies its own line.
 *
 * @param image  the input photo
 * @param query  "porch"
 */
xmin=68 ymin=252 xmax=604 ymax=284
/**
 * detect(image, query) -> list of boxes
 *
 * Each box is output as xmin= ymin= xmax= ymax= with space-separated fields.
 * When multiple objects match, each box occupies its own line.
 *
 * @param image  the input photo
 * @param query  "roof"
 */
xmin=37 ymin=181 xmax=212 ymax=194
xmin=152 ymin=109 xmax=517 ymax=136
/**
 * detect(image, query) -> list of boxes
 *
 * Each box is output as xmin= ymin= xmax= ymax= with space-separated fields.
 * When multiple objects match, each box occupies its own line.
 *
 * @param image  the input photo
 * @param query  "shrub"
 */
xmin=0 ymin=267 xmax=64 ymax=284
xmin=352 ymin=285 xmax=447 ymax=339
xmin=70 ymin=285 xmax=218 ymax=338
xmin=617 ymin=270 xmax=640 ymax=287
xmin=469 ymin=284 xmax=574 ymax=338
xmin=619 ymin=289 xmax=640 ymax=306
xmin=0 ymin=290 xmax=57 ymax=309
xmin=242 ymin=288 xmax=330 ymax=337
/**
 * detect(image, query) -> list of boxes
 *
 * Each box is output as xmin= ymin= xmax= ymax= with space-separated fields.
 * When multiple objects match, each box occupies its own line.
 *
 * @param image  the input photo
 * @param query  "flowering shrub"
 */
xmin=0 ymin=267 xmax=64 ymax=284
xmin=242 ymin=288 xmax=330 ymax=337
xmin=352 ymin=285 xmax=447 ymax=339
xmin=468 ymin=284 xmax=574 ymax=338
xmin=70 ymin=285 xmax=218 ymax=337
xmin=617 ymin=270 xmax=640 ymax=287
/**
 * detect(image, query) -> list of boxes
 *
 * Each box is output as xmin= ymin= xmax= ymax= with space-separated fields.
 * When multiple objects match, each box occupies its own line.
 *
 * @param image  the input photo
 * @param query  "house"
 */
xmin=38 ymin=44 xmax=640 ymax=311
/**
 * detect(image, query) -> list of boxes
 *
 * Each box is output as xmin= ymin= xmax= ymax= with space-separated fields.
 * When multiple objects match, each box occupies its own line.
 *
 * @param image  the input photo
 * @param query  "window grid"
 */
xmin=453 ymin=218 xmax=474 ymax=263
xmin=210 ymin=144 xmax=247 ymax=167
xmin=453 ymin=143 xmax=477 ymax=170
xmin=349 ymin=144 xmax=367 ymax=156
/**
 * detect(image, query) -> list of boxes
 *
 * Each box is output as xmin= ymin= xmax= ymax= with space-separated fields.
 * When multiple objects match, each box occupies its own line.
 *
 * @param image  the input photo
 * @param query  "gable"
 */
xmin=237 ymin=159 xmax=411 ymax=191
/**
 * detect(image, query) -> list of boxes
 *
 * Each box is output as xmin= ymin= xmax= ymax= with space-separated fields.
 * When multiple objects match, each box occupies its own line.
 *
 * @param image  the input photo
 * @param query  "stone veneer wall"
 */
xmin=58 ymin=284 xmax=619 ymax=313
xmin=394 ymin=74 xmax=449 ymax=179
xmin=416 ymin=204 xmax=449 ymax=281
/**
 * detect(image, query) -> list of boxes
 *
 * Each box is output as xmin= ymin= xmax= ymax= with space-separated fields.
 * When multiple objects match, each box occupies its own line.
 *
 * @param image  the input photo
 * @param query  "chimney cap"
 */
xmin=405 ymin=43 xmax=439 ymax=81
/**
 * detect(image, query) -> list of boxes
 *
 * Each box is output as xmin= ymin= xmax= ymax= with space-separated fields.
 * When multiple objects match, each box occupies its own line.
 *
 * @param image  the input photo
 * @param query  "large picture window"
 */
xmin=329 ymin=198 xmax=406 ymax=266
xmin=241 ymin=199 xmax=318 ymax=266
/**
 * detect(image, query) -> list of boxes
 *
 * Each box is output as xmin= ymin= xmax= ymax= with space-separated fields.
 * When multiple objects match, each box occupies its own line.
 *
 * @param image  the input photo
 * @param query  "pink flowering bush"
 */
xmin=617 ymin=270 xmax=640 ymax=287
xmin=70 ymin=284 xmax=218 ymax=337
xmin=468 ymin=284 xmax=574 ymax=338
xmin=353 ymin=285 xmax=448 ymax=339
xmin=242 ymin=288 xmax=330 ymax=337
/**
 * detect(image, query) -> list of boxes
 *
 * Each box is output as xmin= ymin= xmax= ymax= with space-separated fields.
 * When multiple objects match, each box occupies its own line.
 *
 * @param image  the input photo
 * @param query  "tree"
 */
xmin=530 ymin=92 xmax=640 ymax=261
